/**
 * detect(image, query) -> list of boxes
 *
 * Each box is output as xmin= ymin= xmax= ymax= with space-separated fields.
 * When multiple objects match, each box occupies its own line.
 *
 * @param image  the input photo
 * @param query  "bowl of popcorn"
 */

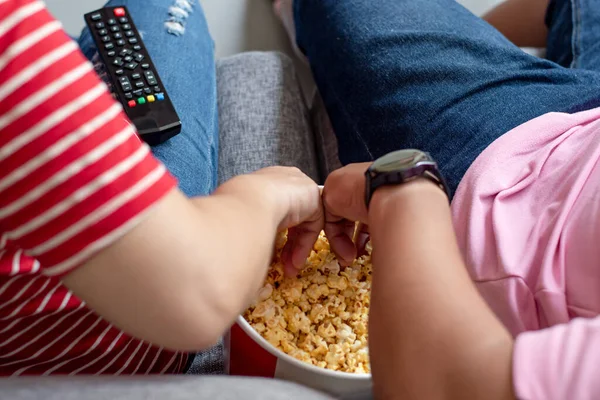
xmin=226 ymin=230 xmax=372 ymax=398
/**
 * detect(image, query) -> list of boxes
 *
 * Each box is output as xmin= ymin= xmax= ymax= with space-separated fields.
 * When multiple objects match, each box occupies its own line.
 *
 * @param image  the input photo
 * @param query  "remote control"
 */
xmin=84 ymin=6 xmax=181 ymax=146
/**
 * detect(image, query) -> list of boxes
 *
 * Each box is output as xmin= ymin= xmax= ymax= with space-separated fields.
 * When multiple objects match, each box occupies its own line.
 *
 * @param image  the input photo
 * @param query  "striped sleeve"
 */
xmin=0 ymin=0 xmax=177 ymax=277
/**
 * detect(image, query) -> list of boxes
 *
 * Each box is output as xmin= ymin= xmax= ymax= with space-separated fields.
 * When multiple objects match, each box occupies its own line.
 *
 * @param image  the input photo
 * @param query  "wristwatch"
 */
xmin=364 ymin=149 xmax=450 ymax=207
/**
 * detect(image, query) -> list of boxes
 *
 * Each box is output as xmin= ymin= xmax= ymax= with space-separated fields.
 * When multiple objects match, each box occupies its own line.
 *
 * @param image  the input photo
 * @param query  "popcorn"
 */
xmin=245 ymin=231 xmax=371 ymax=374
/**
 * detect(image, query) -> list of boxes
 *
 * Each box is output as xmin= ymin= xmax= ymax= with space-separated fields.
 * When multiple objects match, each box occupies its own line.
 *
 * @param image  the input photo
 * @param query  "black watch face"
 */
xmin=372 ymin=149 xmax=428 ymax=172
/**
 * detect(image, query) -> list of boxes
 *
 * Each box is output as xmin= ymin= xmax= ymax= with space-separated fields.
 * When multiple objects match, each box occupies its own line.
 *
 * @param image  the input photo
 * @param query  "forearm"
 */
xmin=483 ymin=0 xmax=549 ymax=48
xmin=367 ymin=180 xmax=514 ymax=400
xmin=192 ymin=176 xmax=284 ymax=317
xmin=65 ymin=179 xmax=284 ymax=351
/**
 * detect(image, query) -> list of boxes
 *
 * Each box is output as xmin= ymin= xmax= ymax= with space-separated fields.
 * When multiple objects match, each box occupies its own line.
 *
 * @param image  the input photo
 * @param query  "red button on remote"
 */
xmin=127 ymin=100 xmax=136 ymax=108
xmin=114 ymin=8 xmax=126 ymax=17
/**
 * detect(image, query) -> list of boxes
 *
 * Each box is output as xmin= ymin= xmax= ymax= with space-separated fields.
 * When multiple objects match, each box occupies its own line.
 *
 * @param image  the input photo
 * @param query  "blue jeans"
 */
xmin=78 ymin=0 xmax=218 ymax=198
xmin=294 ymin=0 xmax=600 ymax=196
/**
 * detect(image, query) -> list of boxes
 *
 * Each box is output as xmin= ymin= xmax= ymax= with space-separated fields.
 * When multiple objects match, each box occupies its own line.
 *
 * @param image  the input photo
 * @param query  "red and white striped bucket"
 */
xmin=226 ymin=316 xmax=372 ymax=398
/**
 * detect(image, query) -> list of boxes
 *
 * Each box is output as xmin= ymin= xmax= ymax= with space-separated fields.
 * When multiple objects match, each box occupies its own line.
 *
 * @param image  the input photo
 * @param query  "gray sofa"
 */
xmin=0 ymin=51 xmax=347 ymax=400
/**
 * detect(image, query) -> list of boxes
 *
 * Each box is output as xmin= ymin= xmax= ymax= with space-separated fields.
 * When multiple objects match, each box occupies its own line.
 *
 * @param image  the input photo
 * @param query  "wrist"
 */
xmin=214 ymin=175 xmax=284 ymax=229
xmin=368 ymin=178 xmax=449 ymax=223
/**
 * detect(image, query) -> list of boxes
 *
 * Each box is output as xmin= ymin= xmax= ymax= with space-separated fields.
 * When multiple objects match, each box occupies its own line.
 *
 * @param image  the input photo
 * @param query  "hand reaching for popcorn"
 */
xmin=322 ymin=163 xmax=372 ymax=266
xmin=246 ymin=167 xmax=324 ymax=275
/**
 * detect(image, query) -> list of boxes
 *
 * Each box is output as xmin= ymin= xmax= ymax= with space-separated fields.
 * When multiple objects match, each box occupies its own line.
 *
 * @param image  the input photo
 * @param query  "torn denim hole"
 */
xmin=91 ymin=51 xmax=114 ymax=93
xmin=165 ymin=0 xmax=195 ymax=36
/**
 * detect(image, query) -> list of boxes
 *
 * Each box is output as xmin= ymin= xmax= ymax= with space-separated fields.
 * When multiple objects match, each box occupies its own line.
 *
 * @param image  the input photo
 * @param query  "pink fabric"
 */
xmin=452 ymin=108 xmax=600 ymax=400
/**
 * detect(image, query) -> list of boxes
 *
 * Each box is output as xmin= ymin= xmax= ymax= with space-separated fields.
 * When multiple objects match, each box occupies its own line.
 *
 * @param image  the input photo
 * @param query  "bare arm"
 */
xmin=63 ymin=167 xmax=322 ymax=351
xmin=323 ymin=165 xmax=514 ymax=400
xmin=367 ymin=180 xmax=514 ymax=400
xmin=483 ymin=0 xmax=550 ymax=48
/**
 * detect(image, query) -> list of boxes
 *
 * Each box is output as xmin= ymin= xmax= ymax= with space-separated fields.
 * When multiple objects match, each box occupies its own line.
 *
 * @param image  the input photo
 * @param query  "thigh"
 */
xmin=78 ymin=0 xmax=218 ymax=198
xmin=294 ymin=0 xmax=600 ymax=195
xmin=546 ymin=0 xmax=600 ymax=71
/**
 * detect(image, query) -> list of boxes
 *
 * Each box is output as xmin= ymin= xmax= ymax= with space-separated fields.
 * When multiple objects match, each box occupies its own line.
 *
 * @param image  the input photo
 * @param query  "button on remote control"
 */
xmin=91 ymin=13 xmax=102 ymax=21
xmin=107 ymin=18 xmax=117 ymax=25
xmin=95 ymin=22 xmax=105 ymax=29
xmin=114 ymin=7 xmax=126 ymax=17
xmin=119 ymin=17 xmax=128 ymax=24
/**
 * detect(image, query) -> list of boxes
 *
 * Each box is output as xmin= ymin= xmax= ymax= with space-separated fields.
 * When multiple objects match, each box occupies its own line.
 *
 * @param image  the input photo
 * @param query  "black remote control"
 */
xmin=84 ymin=6 xmax=181 ymax=146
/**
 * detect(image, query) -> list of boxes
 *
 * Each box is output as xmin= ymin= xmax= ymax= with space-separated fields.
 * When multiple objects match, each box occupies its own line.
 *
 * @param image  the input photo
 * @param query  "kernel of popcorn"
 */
xmin=337 ymin=324 xmax=355 ymax=342
xmin=326 ymin=275 xmax=348 ymax=290
xmin=253 ymin=322 xmax=266 ymax=334
xmin=245 ymin=231 xmax=372 ymax=373
xmin=284 ymin=306 xmax=311 ymax=334
xmin=310 ymin=273 xmax=327 ymax=285
xmin=355 ymin=321 xmax=367 ymax=335
xmin=251 ymin=299 xmax=276 ymax=319
xmin=313 ymin=235 xmax=330 ymax=252
xmin=322 ymin=259 xmax=340 ymax=275
xmin=257 ymin=283 xmax=273 ymax=302
xmin=305 ymin=283 xmax=322 ymax=301
xmin=317 ymin=322 xmax=336 ymax=338
xmin=308 ymin=303 xmax=328 ymax=324
xmin=355 ymin=364 xmax=368 ymax=374
xmin=311 ymin=335 xmax=329 ymax=357
xmin=281 ymin=280 xmax=303 ymax=302
xmin=297 ymin=300 xmax=311 ymax=313
xmin=275 ymin=231 xmax=288 ymax=250
xmin=289 ymin=348 xmax=313 ymax=364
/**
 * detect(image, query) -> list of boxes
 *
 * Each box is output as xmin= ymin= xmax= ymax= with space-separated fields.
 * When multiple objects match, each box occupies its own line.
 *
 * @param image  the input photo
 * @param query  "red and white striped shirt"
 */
xmin=0 ymin=0 xmax=187 ymax=375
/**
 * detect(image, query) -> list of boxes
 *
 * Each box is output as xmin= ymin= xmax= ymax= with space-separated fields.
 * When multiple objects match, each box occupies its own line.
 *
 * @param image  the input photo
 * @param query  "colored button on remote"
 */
xmin=114 ymin=7 xmax=126 ymax=17
xmin=156 ymin=93 xmax=165 ymax=101
xmin=128 ymin=100 xmax=136 ymax=108
xmin=147 ymin=95 xmax=156 ymax=103
xmin=137 ymin=97 xmax=146 ymax=105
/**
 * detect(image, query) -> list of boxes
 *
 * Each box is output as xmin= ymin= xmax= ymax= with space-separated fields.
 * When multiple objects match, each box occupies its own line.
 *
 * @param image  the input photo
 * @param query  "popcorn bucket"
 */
xmin=225 ymin=316 xmax=372 ymax=398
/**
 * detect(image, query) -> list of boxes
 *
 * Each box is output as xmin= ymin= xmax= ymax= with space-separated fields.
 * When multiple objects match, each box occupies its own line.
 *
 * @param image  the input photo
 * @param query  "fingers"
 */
xmin=324 ymin=217 xmax=357 ymax=266
xmin=281 ymin=182 xmax=324 ymax=277
xmin=354 ymin=223 xmax=370 ymax=257
xmin=322 ymin=163 xmax=371 ymax=224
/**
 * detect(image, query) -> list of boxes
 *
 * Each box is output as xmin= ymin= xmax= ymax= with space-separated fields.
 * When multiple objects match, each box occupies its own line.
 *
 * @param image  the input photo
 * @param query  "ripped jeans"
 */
xmin=77 ymin=0 xmax=219 ymax=198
